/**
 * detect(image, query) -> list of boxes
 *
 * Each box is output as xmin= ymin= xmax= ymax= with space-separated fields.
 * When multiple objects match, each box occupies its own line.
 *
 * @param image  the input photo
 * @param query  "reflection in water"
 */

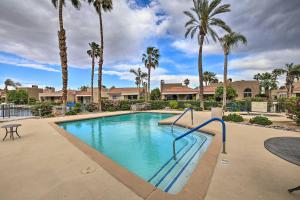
xmin=97 ymin=120 xmax=103 ymax=150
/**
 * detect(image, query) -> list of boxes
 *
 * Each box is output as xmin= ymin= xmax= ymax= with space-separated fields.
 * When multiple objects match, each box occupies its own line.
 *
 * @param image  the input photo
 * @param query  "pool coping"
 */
xmin=49 ymin=111 xmax=222 ymax=200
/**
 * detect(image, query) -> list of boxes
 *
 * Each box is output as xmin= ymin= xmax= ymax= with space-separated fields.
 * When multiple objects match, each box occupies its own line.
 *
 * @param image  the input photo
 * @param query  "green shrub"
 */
xmin=149 ymin=101 xmax=169 ymax=109
xmin=65 ymin=110 xmax=77 ymax=115
xmin=28 ymin=98 xmax=37 ymax=105
xmin=184 ymin=103 xmax=192 ymax=108
xmin=31 ymin=102 xmax=53 ymax=117
xmin=249 ymin=116 xmax=272 ymax=126
xmin=101 ymin=100 xmax=144 ymax=111
xmin=223 ymin=113 xmax=244 ymax=122
xmin=169 ymin=100 xmax=179 ymax=109
xmin=85 ymin=103 xmax=98 ymax=112
xmin=7 ymin=90 xmax=28 ymax=105
xmin=204 ymin=100 xmax=219 ymax=110
xmin=214 ymin=86 xmax=237 ymax=101
xmin=150 ymin=88 xmax=161 ymax=100
xmin=73 ymin=102 xmax=82 ymax=113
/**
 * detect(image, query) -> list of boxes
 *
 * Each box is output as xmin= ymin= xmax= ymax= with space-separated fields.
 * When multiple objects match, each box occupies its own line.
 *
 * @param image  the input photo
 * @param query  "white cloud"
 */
xmin=229 ymin=49 xmax=300 ymax=71
xmin=0 ymin=0 xmax=169 ymax=68
xmin=171 ymin=39 xmax=222 ymax=55
xmin=0 ymin=55 xmax=60 ymax=72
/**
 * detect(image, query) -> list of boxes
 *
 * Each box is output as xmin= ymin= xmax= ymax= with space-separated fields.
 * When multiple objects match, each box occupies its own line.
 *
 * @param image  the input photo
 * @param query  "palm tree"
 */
xmin=253 ymin=72 xmax=278 ymax=98
xmin=87 ymin=0 xmax=113 ymax=111
xmin=184 ymin=79 xmax=190 ymax=87
xmin=273 ymin=63 xmax=300 ymax=97
xmin=220 ymin=32 xmax=247 ymax=110
xmin=203 ymin=71 xmax=218 ymax=86
xmin=130 ymin=68 xmax=148 ymax=99
xmin=87 ymin=42 xmax=100 ymax=102
xmin=51 ymin=0 xmax=82 ymax=113
xmin=79 ymin=85 xmax=88 ymax=92
xmin=4 ymin=79 xmax=21 ymax=103
xmin=184 ymin=0 xmax=231 ymax=109
xmin=142 ymin=47 xmax=160 ymax=101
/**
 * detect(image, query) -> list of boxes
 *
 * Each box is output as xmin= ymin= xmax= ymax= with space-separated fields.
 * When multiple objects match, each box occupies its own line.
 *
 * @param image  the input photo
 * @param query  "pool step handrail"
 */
xmin=171 ymin=107 xmax=193 ymax=132
xmin=173 ymin=118 xmax=226 ymax=160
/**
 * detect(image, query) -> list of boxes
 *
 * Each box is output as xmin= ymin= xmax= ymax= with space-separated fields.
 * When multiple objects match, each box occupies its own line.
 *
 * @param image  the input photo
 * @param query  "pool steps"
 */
xmin=148 ymin=127 xmax=207 ymax=193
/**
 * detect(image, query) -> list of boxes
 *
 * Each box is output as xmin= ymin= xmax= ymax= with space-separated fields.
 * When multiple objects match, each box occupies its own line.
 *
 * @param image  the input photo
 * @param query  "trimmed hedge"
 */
xmin=77 ymin=100 xmax=221 ymax=112
xmin=249 ymin=116 xmax=273 ymax=126
xmin=102 ymin=100 xmax=144 ymax=112
xmin=223 ymin=113 xmax=244 ymax=122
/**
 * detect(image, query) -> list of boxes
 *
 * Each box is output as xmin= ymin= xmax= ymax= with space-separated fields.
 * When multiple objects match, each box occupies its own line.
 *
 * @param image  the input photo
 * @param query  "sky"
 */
xmin=0 ymin=0 xmax=300 ymax=90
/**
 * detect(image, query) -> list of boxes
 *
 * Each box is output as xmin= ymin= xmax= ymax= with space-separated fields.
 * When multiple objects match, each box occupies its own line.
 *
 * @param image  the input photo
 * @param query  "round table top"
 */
xmin=1 ymin=124 xmax=22 ymax=128
xmin=264 ymin=137 xmax=300 ymax=166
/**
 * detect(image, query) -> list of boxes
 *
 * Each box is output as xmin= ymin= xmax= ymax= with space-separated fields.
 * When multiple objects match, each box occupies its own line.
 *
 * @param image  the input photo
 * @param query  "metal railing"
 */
xmin=172 ymin=117 xmax=226 ymax=160
xmin=0 ymin=104 xmax=33 ymax=119
xmin=171 ymin=107 xmax=193 ymax=132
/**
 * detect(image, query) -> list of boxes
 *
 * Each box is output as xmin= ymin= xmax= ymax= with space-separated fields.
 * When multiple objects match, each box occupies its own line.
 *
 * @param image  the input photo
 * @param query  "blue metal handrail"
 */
xmin=173 ymin=117 xmax=226 ymax=160
xmin=171 ymin=107 xmax=193 ymax=132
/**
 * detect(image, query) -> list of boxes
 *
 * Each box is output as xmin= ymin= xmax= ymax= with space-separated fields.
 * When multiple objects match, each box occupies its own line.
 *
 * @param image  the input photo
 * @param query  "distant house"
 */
xmin=76 ymin=88 xmax=109 ymax=104
xmin=18 ymin=85 xmax=43 ymax=100
xmin=0 ymin=89 xmax=5 ymax=102
xmin=272 ymin=82 xmax=300 ymax=99
xmin=107 ymin=87 xmax=145 ymax=100
xmin=38 ymin=87 xmax=144 ymax=104
xmin=39 ymin=89 xmax=77 ymax=104
xmin=160 ymin=80 xmax=259 ymax=100
xmin=229 ymin=80 xmax=260 ymax=100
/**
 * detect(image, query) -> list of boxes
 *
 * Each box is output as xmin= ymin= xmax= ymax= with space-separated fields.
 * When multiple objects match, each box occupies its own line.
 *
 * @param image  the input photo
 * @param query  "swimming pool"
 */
xmin=59 ymin=113 xmax=212 ymax=194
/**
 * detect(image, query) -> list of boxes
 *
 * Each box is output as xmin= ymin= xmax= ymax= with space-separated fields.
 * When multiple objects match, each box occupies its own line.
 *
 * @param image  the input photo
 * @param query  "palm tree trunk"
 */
xmin=223 ymin=53 xmax=228 ymax=111
xmin=198 ymin=35 xmax=205 ymax=109
xmin=138 ymin=83 xmax=141 ymax=99
xmin=91 ymin=53 xmax=95 ymax=103
xmin=58 ymin=0 xmax=68 ymax=113
xmin=4 ymin=85 xmax=8 ymax=103
xmin=98 ymin=6 xmax=104 ymax=111
xmin=147 ymin=67 xmax=151 ymax=101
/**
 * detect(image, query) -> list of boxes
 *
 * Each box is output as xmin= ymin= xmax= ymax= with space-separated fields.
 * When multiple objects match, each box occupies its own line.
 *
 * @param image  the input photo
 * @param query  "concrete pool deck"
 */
xmin=0 ymin=111 xmax=299 ymax=200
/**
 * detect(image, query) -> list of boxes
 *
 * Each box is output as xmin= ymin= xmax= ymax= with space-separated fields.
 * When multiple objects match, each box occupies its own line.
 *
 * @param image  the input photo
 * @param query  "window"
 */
xmin=127 ymin=95 xmax=137 ymax=100
xmin=244 ymin=88 xmax=252 ymax=98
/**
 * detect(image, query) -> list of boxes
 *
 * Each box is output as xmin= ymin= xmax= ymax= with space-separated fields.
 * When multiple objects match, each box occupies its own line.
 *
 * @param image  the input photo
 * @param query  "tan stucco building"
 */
xmin=18 ymin=85 xmax=43 ymax=100
xmin=161 ymin=80 xmax=260 ymax=101
xmin=38 ymin=87 xmax=143 ymax=104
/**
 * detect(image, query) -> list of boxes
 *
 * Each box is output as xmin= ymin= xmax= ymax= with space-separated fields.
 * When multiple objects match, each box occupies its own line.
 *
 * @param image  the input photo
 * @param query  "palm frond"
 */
xmin=209 ymin=4 xmax=231 ymax=17
xmin=210 ymin=18 xmax=231 ymax=32
xmin=70 ymin=0 xmax=81 ymax=9
xmin=51 ymin=0 xmax=58 ymax=8
xmin=208 ymin=0 xmax=221 ymax=14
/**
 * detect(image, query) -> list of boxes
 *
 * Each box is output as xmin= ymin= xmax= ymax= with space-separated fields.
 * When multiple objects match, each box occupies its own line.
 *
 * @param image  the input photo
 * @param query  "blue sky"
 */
xmin=1 ymin=0 xmax=299 ymax=90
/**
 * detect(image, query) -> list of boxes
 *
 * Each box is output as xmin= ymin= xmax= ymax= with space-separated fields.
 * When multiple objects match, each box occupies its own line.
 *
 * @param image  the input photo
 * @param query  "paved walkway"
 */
xmin=162 ymin=111 xmax=300 ymax=200
xmin=0 ymin=111 xmax=299 ymax=200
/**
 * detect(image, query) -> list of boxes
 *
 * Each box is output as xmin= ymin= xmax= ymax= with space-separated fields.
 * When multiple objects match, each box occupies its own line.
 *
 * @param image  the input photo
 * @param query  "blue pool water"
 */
xmin=59 ymin=113 xmax=212 ymax=193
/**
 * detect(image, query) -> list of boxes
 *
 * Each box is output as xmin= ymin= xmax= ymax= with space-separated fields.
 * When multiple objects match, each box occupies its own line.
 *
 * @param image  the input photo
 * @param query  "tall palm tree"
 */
xmin=184 ymin=78 xmax=190 ymax=87
xmin=220 ymin=32 xmax=247 ymax=110
xmin=203 ymin=71 xmax=218 ymax=86
xmin=142 ymin=47 xmax=160 ymax=101
xmin=184 ymin=0 xmax=231 ymax=109
xmin=130 ymin=68 xmax=148 ymax=99
xmin=273 ymin=63 xmax=300 ymax=97
xmin=4 ymin=79 xmax=21 ymax=103
xmin=51 ymin=0 xmax=82 ymax=113
xmin=87 ymin=0 xmax=113 ymax=111
xmin=87 ymin=42 xmax=100 ymax=102
xmin=253 ymin=72 xmax=278 ymax=98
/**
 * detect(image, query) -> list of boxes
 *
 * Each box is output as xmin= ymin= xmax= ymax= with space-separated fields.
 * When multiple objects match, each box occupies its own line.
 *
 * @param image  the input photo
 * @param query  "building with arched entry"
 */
xmin=160 ymin=80 xmax=260 ymax=100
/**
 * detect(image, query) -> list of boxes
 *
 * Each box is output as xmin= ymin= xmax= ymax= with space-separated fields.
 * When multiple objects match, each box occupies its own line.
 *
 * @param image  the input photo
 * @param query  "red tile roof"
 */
xmin=108 ymin=88 xmax=142 ymax=94
xmin=162 ymin=85 xmax=217 ymax=94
